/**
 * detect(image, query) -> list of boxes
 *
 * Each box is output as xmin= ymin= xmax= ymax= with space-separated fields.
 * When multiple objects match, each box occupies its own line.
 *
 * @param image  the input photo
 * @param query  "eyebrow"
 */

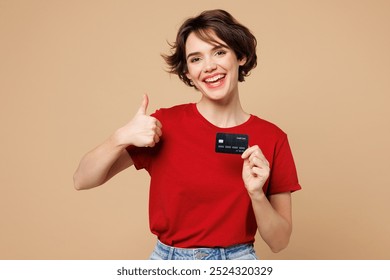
xmin=186 ymin=44 xmax=229 ymax=60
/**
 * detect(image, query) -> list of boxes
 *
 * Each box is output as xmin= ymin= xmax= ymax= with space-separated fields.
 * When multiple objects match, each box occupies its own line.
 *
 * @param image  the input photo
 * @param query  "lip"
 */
xmin=202 ymin=73 xmax=226 ymax=83
xmin=202 ymin=74 xmax=226 ymax=89
xmin=201 ymin=73 xmax=227 ymax=89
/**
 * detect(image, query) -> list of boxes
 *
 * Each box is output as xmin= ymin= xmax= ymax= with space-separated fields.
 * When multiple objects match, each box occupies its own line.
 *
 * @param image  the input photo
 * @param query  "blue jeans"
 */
xmin=149 ymin=240 xmax=258 ymax=260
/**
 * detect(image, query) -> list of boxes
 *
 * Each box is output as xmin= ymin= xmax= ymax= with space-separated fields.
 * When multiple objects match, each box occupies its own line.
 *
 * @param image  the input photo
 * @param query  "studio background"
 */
xmin=1 ymin=0 xmax=389 ymax=259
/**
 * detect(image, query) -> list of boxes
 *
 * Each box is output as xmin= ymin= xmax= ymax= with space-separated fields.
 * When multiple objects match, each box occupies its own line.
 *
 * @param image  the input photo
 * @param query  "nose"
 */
xmin=203 ymin=59 xmax=217 ymax=73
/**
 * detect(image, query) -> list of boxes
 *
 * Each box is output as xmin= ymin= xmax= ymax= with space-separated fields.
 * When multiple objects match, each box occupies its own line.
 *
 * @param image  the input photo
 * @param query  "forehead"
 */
xmin=185 ymin=31 xmax=229 ymax=53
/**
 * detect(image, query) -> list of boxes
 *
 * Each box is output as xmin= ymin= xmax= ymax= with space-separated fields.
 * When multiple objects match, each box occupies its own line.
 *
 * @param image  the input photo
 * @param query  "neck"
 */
xmin=196 ymin=94 xmax=249 ymax=128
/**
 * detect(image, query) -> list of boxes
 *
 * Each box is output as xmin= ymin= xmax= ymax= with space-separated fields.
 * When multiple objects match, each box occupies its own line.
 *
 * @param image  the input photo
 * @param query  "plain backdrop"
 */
xmin=1 ymin=0 xmax=389 ymax=259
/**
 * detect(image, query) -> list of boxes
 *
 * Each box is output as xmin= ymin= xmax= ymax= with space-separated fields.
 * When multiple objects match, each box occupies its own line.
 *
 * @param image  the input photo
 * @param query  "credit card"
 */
xmin=215 ymin=133 xmax=249 ymax=154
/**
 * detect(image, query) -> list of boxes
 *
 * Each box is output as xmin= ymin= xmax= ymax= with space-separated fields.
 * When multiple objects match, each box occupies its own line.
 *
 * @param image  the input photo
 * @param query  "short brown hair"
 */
xmin=163 ymin=9 xmax=257 ymax=88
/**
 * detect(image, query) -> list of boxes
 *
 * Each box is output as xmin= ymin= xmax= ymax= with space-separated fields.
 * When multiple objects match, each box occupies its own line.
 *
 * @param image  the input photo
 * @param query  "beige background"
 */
xmin=1 ymin=0 xmax=389 ymax=259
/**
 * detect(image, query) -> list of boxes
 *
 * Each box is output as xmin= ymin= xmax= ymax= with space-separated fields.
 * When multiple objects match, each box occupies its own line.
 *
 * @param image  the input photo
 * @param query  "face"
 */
xmin=185 ymin=32 xmax=246 ymax=103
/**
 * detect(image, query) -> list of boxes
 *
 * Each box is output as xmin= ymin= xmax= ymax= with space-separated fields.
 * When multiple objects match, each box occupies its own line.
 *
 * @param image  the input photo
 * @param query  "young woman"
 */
xmin=73 ymin=9 xmax=301 ymax=260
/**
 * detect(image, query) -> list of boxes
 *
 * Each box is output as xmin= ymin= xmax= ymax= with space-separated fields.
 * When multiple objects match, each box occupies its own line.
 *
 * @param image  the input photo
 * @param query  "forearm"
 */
xmin=73 ymin=94 xmax=162 ymax=190
xmin=249 ymin=192 xmax=292 ymax=253
xmin=73 ymin=132 xmax=127 ymax=190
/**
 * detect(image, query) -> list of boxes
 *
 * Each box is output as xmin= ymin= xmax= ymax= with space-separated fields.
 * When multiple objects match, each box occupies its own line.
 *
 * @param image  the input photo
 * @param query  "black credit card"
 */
xmin=215 ymin=133 xmax=249 ymax=154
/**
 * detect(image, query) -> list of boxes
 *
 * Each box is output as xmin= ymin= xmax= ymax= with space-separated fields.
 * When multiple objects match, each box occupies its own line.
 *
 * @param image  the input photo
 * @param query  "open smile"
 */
xmin=202 ymin=74 xmax=226 ymax=88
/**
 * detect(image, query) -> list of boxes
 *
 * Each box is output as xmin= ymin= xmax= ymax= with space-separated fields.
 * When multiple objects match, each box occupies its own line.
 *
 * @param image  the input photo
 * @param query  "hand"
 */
xmin=241 ymin=145 xmax=270 ymax=196
xmin=116 ymin=94 xmax=162 ymax=148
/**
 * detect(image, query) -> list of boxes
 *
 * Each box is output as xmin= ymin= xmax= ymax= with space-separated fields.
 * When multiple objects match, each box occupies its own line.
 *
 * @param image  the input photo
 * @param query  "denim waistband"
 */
xmin=150 ymin=240 xmax=257 ymax=260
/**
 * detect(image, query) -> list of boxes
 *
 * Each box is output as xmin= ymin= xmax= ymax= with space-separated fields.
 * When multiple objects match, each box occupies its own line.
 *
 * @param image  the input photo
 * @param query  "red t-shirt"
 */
xmin=127 ymin=103 xmax=301 ymax=248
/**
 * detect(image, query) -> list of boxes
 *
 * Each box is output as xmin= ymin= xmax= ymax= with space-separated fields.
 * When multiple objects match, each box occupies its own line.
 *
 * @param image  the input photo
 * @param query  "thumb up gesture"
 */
xmin=117 ymin=94 xmax=162 ymax=148
xmin=136 ymin=92 xmax=151 ymax=116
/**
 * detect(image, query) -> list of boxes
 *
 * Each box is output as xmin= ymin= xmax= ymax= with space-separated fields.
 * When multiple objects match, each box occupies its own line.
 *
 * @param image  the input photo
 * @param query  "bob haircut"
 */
xmin=163 ymin=9 xmax=257 ymax=88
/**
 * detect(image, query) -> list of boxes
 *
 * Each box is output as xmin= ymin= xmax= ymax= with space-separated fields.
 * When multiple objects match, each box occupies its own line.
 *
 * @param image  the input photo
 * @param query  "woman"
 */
xmin=73 ymin=9 xmax=301 ymax=260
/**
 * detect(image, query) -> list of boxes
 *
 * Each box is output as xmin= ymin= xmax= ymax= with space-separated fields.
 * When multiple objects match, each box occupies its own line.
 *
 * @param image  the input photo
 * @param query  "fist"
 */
xmin=117 ymin=94 xmax=162 ymax=148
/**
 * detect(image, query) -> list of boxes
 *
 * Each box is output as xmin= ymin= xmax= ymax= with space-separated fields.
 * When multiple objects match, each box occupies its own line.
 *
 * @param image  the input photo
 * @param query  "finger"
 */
xmin=250 ymin=166 xmax=270 ymax=177
xmin=155 ymin=125 xmax=162 ymax=137
xmin=145 ymin=137 xmax=156 ymax=148
xmin=156 ymin=119 xmax=163 ymax=129
xmin=145 ymin=130 xmax=161 ymax=148
xmin=241 ymin=145 xmax=255 ymax=159
xmin=241 ymin=145 xmax=260 ymax=159
xmin=136 ymin=93 xmax=149 ymax=115
xmin=153 ymin=133 xmax=160 ymax=144
xmin=250 ymin=156 xmax=269 ymax=169
xmin=148 ymin=117 xmax=162 ymax=135
xmin=249 ymin=149 xmax=268 ymax=164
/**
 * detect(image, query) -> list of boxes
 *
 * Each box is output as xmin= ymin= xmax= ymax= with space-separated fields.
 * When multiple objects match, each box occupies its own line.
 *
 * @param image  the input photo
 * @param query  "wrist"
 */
xmin=247 ymin=189 xmax=266 ymax=201
xmin=111 ymin=127 xmax=131 ymax=148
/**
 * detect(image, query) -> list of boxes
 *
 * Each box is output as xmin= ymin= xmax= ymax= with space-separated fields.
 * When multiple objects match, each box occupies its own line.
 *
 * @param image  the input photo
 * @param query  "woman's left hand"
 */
xmin=241 ymin=145 xmax=270 ymax=196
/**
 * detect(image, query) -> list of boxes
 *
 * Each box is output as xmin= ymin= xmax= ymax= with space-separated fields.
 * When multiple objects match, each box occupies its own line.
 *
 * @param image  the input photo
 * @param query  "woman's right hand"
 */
xmin=115 ymin=94 xmax=163 ymax=148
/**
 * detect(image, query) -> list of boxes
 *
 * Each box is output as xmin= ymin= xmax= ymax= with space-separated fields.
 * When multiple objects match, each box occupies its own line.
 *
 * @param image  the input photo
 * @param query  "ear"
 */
xmin=239 ymin=56 xmax=247 ymax=66
xmin=185 ymin=71 xmax=192 ymax=80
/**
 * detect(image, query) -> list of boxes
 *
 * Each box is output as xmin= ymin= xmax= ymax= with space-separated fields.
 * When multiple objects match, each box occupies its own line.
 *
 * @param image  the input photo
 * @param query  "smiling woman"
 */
xmin=184 ymin=33 xmax=246 ymax=104
xmin=163 ymin=9 xmax=257 ymax=88
xmin=73 ymin=9 xmax=301 ymax=260
xmin=188 ymin=54 xmax=226 ymax=88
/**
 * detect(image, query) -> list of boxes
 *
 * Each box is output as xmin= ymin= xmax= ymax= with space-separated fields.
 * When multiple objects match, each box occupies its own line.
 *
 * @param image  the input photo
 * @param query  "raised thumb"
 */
xmin=137 ymin=94 xmax=149 ymax=115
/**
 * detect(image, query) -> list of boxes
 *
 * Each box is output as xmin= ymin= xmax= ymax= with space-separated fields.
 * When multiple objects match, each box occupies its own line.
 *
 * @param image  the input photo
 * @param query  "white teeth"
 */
xmin=205 ymin=74 xmax=225 ymax=83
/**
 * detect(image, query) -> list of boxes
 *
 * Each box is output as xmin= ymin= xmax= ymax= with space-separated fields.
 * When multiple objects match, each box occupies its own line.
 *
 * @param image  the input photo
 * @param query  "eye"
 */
xmin=189 ymin=57 xmax=201 ymax=63
xmin=215 ymin=49 xmax=227 ymax=56
xmin=191 ymin=57 xmax=199 ymax=63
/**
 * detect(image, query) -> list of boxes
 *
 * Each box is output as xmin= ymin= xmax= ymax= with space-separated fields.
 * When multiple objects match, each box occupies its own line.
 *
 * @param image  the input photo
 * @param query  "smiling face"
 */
xmin=185 ymin=32 xmax=246 ymax=103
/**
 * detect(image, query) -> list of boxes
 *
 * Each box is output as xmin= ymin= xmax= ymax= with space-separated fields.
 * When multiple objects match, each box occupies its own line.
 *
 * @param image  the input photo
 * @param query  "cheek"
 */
xmin=187 ymin=64 xmax=203 ymax=79
xmin=185 ymin=67 xmax=194 ymax=80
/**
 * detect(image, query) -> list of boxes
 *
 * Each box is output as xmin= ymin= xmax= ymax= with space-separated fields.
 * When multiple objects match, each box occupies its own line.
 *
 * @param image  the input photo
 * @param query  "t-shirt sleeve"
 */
xmin=126 ymin=145 xmax=154 ymax=170
xmin=267 ymin=134 xmax=301 ymax=195
xmin=126 ymin=109 xmax=163 ymax=171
